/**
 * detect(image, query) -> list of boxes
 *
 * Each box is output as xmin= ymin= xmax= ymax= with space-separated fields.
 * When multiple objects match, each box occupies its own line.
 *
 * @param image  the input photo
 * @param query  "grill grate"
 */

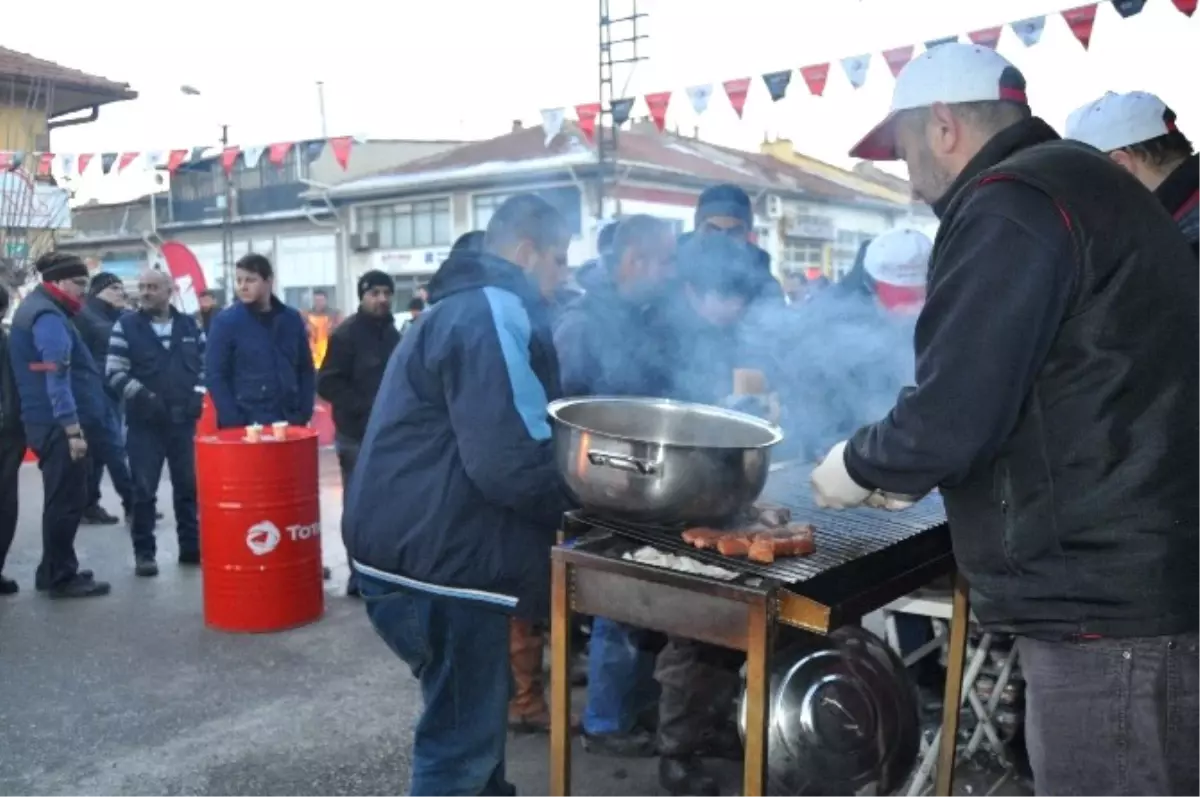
xmin=579 ymin=463 xmax=948 ymax=587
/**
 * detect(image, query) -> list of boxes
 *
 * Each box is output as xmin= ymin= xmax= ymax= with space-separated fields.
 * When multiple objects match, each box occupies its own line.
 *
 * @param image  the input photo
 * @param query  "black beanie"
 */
xmin=695 ymin=184 xmax=753 ymax=228
xmin=357 ymin=269 xmax=395 ymax=299
xmin=35 ymin=252 xmax=89 ymax=282
xmin=88 ymin=271 xmax=123 ymax=297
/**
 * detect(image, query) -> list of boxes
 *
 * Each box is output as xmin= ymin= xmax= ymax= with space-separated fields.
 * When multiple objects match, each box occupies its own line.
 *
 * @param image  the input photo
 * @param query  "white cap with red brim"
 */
xmin=850 ymin=43 xmax=1029 ymax=161
xmin=1065 ymin=91 xmax=1178 ymax=153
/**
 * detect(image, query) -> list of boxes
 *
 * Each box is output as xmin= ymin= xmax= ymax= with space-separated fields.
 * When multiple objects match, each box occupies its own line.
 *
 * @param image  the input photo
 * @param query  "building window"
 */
xmin=781 ymin=240 xmax=825 ymax=274
xmin=833 ymin=230 xmax=875 ymax=277
xmin=472 ymin=187 xmax=583 ymax=236
xmin=284 ymin=285 xmax=337 ymax=311
xmin=358 ymin=199 xmax=452 ymax=249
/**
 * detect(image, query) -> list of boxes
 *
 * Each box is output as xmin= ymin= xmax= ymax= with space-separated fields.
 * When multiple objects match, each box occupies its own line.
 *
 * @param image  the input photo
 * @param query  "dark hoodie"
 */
xmin=1154 ymin=152 xmax=1199 ymax=254
xmin=344 ymin=249 xmax=572 ymax=619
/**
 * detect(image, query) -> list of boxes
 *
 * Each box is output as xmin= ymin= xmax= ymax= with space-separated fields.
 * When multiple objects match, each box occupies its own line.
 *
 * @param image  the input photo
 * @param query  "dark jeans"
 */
xmin=359 ymin=578 xmax=515 ymax=796
xmin=0 ymin=429 xmax=25 ymax=573
xmin=1019 ymin=632 xmax=1199 ymax=795
xmin=83 ymin=401 xmax=133 ymax=515
xmin=583 ymin=617 xmax=661 ymax=735
xmin=336 ymin=434 xmax=359 ymax=589
xmin=656 ymin=636 xmax=743 ymax=757
xmin=25 ymin=424 xmax=87 ymax=588
xmin=127 ymin=420 xmax=198 ymax=558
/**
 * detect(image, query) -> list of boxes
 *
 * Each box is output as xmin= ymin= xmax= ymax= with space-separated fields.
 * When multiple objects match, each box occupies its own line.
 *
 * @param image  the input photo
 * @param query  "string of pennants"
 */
xmin=539 ymin=0 xmax=1196 ymax=144
xmin=0 ymin=135 xmax=362 ymax=180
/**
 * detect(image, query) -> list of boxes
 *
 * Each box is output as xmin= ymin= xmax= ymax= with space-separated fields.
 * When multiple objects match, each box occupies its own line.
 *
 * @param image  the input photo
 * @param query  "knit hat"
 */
xmin=695 ymin=184 xmax=753 ymax=228
xmin=35 ymin=252 xmax=89 ymax=282
xmin=88 ymin=271 xmax=123 ymax=297
xmin=357 ymin=269 xmax=395 ymax=299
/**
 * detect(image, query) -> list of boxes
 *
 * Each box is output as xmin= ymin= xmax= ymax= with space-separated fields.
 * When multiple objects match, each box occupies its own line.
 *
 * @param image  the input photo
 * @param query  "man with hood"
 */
xmin=1066 ymin=91 xmax=1198 ymax=254
xmin=812 ymin=44 xmax=1197 ymax=795
xmin=554 ymin=214 xmax=677 ymax=757
xmin=344 ymin=194 xmax=573 ymax=796
xmin=680 ymin=183 xmax=783 ymax=305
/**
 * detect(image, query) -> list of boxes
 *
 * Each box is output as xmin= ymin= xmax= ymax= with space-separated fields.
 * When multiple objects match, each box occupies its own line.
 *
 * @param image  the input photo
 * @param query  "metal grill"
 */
xmin=578 ymin=464 xmax=948 ymax=588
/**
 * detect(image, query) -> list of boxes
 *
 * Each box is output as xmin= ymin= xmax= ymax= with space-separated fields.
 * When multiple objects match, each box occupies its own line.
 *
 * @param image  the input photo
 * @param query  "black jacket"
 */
xmin=845 ymin=118 xmax=1198 ymax=639
xmin=316 ymin=311 xmax=400 ymax=443
xmin=0 ymin=326 xmax=22 ymax=435
xmin=676 ymin=231 xmax=785 ymax=305
xmin=1154 ymin=153 xmax=1198 ymax=255
xmin=73 ymin=295 xmax=122 ymax=368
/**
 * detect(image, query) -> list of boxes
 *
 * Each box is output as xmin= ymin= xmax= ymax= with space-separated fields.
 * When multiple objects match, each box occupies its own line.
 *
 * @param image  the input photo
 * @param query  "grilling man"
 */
xmin=811 ymin=44 xmax=1197 ymax=795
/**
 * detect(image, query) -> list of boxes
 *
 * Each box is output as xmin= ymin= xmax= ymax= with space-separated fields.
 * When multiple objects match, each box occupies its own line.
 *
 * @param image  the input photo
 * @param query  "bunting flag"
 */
xmin=1062 ymin=4 xmax=1098 ymax=50
xmin=762 ymin=70 xmax=792 ymax=102
xmin=1112 ymin=0 xmax=1146 ymax=17
xmin=644 ymin=91 xmax=672 ymax=132
xmin=328 ymin=136 xmax=354 ymax=170
xmin=540 ymin=108 xmax=566 ymax=145
xmin=799 ymin=63 xmax=830 ymax=96
xmin=190 ymin=146 xmax=208 ymax=164
xmin=723 ymin=78 xmax=752 ymax=118
xmin=968 ymin=26 xmax=1003 ymax=49
xmin=267 ymin=142 xmax=293 ymax=166
xmin=144 ymin=150 xmax=166 ymax=169
xmin=0 ymin=152 xmax=13 ymax=170
xmin=611 ymin=97 xmax=636 ymax=126
xmin=241 ymin=146 xmax=265 ymax=169
xmin=100 ymin=153 xmax=118 ymax=175
xmin=37 ymin=152 xmax=54 ymax=176
xmin=77 ymin=153 xmax=92 ymax=175
xmin=840 ymin=54 xmax=871 ymax=89
xmin=1174 ymin=0 xmax=1196 ymax=16
xmin=117 ymin=152 xmax=140 ymax=173
xmin=166 ymin=150 xmax=189 ymax=172
xmin=220 ymin=146 xmax=241 ymax=175
xmin=925 ymin=35 xmax=958 ymax=49
xmin=882 ymin=45 xmax=915 ymax=77
xmin=575 ymin=102 xmax=601 ymax=143
xmin=304 ymin=141 xmax=325 ymax=163
xmin=686 ymin=84 xmax=713 ymax=115
xmin=1011 ymin=16 xmax=1046 ymax=47
xmin=58 ymin=153 xmax=75 ymax=176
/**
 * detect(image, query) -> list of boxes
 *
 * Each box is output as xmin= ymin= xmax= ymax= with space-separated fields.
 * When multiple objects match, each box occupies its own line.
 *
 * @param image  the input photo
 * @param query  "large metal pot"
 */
xmin=738 ymin=626 xmax=920 ymax=796
xmin=547 ymin=396 xmax=783 ymax=525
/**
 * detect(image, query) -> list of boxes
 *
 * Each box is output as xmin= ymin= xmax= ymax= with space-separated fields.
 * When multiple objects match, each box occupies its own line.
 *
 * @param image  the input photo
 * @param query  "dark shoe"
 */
xmin=35 ymin=569 xmax=93 ymax=591
xmin=48 ymin=575 xmax=111 ymax=599
xmin=582 ymin=727 xmax=656 ymax=757
xmin=82 ymin=506 xmax=120 ymax=525
xmin=659 ymin=755 xmax=718 ymax=797
xmin=0 ymin=575 xmax=18 ymax=595
xmin=178 ymin=551 xmax=201 ymax=566
xmin=698 ymin=722 xmax=743 ymax=761
xmin=135 ymin=557 xmax=159 ymax=577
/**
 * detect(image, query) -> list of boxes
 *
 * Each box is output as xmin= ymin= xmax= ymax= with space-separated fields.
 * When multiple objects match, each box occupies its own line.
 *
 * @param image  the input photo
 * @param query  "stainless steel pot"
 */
xmin=547 ymin=396 xmax=783 ymax=525
xmin=738 ymin=626 xmax=920 ymax=796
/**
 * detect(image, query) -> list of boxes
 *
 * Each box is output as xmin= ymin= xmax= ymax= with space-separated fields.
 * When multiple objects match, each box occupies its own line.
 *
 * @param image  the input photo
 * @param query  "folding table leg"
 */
xmin=935 ymin=572 xmax=971 ymax=796
xmin=742 ymin=600 xmax=773 ymax=797
xmin=549 ymin=558 xmax=573 ymax=797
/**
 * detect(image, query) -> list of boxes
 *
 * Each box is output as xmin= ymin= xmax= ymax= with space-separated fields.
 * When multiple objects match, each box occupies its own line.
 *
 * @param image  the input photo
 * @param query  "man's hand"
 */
xmin=864 ymin=491 xmax=921 ymax=511
xmin=66 ymin=431 xmax=88 ymax=462
xmin=811 ymin=441 xmax=872 ymax=509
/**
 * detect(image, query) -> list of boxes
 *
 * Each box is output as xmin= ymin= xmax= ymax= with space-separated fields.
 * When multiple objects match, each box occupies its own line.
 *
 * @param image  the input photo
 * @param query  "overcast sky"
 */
xmin=12 ymin=0 xmax=1197 ymax=204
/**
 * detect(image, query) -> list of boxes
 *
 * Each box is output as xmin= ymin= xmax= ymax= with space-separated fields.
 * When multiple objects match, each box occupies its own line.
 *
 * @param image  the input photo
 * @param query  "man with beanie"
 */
xmin=812 ymin=43 xmax=1197 ymax=795
xmin=7 ymin=252 xmax=113 ymax=598
xmin=73 ymin=270 xmax=135 ymax=526
xmin=317 ymin=269 xmax=400 ymax=597
xmin=1066 ymin=91 xmax=1198 ymax=254
xmin=684 ymin=184 xmax=784 ymax=304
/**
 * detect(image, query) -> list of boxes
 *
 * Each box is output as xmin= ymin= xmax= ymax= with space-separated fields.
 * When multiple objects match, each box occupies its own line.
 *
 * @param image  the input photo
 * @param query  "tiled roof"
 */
xmin=0 ymin=46 xmax=135 ymax=99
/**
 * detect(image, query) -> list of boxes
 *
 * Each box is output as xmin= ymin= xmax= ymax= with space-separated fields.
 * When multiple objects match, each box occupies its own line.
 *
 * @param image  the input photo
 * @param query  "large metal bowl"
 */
xmin=547 ymin=396 xmax=784 ymax=525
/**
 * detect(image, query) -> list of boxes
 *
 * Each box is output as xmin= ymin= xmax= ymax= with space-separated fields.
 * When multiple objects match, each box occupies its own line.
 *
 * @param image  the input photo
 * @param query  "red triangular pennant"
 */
xmin=37 ymin=152 xmax=55 ymax=176
xmin=575 ymin=103 xmax=601 ymax=143
xmin=166 ymin=149 xmax=189 ymax=172
xmin=267 ymin=142 xmax=294 ymax=167
xmin=644 ymin=91 xmax=672 ymax=133
xmin=1173 ymin=0 xmax=1196 ymax=15
xmin=968 ymin=26 xmax=1003 ymax=49
xmin=0 ymin=152 xmax=13 ymax=170
xmin=799 ymin=63 xmax=830 ymax=97
xmin=77 ymin=153 xmax=94 ymax=174
xmin=328 ymin=136 xmax=354 ymax=170
xmin=221 ymin=146 xmax=241 ymax=175
xmin=882 ymin=46 xmax=915 ymax=77
xmin=117 ymin=152 xmax=140 ymax=173
xmin=1061 ymin=4 xmax=1098 ymax=50
xmin=723 ymin=78 xmax=752 ymax=119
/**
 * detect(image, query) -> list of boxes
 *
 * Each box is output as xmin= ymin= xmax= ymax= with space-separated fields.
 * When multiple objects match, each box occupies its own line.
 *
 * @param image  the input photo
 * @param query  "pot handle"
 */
xmin=587 ymin=451 xmax=659 ymax=476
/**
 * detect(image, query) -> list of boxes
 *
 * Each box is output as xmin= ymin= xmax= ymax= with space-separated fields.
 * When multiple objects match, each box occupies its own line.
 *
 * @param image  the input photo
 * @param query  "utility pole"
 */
xmin=220 ymin=123 xmax=235 ymax=300
xmin=596 ymin=0 xmax=647 ymax=220
xmin=316 ymin=81 xmax=329 ymax=140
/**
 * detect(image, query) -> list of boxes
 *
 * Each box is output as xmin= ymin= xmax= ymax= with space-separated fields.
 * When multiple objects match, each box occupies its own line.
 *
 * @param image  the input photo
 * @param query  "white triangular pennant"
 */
xmin=145 ymin=150 xmax=167 ymax=169
xmin=686 ymin=84 xmax=714 ymax=115
xmin=242 ymin=146 xmax=265 ymax=169
xmin=841 ymin=54 xmax=871 ymax=89
xmin=1011 ymin=16 xmax=1046 ymax=47
xmin=58 ymin=153 xmax=76 ymax=177
xmin=540 ymin=108 xmax=566 ymax=146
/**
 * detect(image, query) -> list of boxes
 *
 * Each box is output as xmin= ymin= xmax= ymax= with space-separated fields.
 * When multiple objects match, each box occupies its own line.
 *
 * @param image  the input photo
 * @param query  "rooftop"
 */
xmin=0 ymin=46 xmax=137 ymax=117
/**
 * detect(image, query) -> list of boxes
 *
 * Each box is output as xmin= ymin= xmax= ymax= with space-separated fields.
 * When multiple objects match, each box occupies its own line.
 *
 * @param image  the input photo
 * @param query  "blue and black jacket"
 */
xmin=345 ymin=250 xmax=572 ymax=619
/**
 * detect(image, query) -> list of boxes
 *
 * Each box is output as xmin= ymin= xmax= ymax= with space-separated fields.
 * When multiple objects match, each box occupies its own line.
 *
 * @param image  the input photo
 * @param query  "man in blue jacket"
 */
xmin=345 ymin=194 xmax=572 ymax=796
xmin=204 ymin=253 xmax=314 ymax=429
xmin=554 ymin=214 xmax=676 ymax=758
xmin=6 ymin=253 xmax=112 ymax=599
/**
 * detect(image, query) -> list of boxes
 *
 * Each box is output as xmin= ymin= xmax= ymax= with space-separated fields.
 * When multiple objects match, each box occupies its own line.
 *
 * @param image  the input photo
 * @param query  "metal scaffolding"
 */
xmin=596 ymin=0 xmax=647 ymax=219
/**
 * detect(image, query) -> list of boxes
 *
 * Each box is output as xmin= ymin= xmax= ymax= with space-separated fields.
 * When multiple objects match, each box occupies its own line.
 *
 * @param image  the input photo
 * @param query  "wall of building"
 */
xmin=0 ymin=102 xmax=47 ymax=151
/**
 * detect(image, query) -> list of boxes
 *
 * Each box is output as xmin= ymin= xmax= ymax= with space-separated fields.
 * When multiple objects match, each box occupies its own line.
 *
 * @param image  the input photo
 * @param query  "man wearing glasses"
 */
xmin=6 ymin=253 xmax=112 ymax=598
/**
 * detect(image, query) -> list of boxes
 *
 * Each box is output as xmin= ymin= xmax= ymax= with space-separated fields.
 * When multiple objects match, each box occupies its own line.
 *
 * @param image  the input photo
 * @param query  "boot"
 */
xmin=508 ymin=617 xmax=552 ymax=733
xmin=659 ymin=755 xmax=719 ymax=797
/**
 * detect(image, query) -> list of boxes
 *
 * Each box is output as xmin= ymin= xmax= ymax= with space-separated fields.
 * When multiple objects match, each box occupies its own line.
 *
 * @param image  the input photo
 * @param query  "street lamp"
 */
xmin=179 ymin=85 xmax=235 ymax=299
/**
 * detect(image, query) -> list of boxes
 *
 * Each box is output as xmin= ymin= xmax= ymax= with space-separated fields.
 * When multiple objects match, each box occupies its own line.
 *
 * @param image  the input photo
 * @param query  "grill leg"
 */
xmin=935 ymin=572 xmax=971 ymax=796
xmin=742 ymin=600 xmax=773 ymax=797
xmin=550 ymin=558 xmax=572 ymax=797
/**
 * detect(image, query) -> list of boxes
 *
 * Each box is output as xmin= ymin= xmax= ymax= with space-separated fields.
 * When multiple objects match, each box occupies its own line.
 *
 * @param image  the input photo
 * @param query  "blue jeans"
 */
xmin=359 ymin=578 xmax=516 ymax=796
xmin=583 ymin=617 xmax=661 ymax=735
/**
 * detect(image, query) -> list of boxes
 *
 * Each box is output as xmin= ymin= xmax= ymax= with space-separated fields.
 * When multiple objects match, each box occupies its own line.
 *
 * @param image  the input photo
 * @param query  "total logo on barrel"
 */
xmin=245 ymin=520 xmax=322 ymax=556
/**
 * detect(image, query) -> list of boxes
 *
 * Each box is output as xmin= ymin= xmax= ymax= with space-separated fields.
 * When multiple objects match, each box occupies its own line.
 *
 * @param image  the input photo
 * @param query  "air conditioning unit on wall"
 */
xmin=765 ymin=195 xmax=784 ymax=220
xmin=350 ymin=231 xmax=380 ymax=252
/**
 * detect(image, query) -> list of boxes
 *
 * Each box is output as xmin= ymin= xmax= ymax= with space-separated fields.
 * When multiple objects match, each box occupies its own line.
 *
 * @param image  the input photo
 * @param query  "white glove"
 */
xmin=864 ymin=491 xmax=922 ymax=511
xmin=811 ymin=441 xmax=872 ymax=509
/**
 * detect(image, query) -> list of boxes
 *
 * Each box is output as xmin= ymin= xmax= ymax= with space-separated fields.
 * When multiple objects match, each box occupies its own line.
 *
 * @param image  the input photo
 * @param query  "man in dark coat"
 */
xmin=0 ymin=283 xmax=25 ymax=595
xmin=815 ymin=43 xmax=1198 ymax=795
xmin=72 ymin=271 xmax=135 ymax=525
xmin=317 ymin=269 xmax=399 ymax=597
xmin=680 ymin=183 xmax=784 ymax=305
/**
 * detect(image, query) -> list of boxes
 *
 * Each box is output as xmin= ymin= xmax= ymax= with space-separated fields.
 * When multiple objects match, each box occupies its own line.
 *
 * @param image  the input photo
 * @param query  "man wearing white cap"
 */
xmin=1066 ymin=91 xmax=1198 ymax=253
xmin=811 ymin=42 xmax=1198 ymax=795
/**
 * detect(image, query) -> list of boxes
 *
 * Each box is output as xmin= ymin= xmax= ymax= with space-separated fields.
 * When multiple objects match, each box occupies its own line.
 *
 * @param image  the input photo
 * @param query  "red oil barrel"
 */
xmin=197 ymin=393 xmax=218 ymax=436
xmin=196 ymin=426 xmax=324 ymax=633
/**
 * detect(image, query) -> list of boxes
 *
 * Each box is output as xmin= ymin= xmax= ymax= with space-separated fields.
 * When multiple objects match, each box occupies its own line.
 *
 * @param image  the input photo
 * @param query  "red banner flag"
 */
xmin=37 ymin=152 xmax=55 ymax=176
xmin=882 ymin=46 xmax=914 ymax=77
xmin=221 ymin=146 xmax=241 ymax=175
xmin=1173 ymin=0 xmax=1196 ymax=15
xmin=799 ymin=63 xmax=830 ymax=96
xmin=722 ymin=78 xmax=751 ymax=119
xmin=644 ymin=91 xmax=672 ymax=132
xmin=575 ymin=103 xmax=601 ymax=143
xmin=1062 ymin=4 xmax=1098 ymax=50
xmin=117 ymin=152 xmax=140 ymax=173
xmin=166 ymin=149 xmax=189 ymax=172
xmin=968 ymin=26 xmax=1003 ymax=49
xmin=267 ymin=142 xmax=294 ymax=167
xmin=328 ymin=136 xmax=354 ymax=170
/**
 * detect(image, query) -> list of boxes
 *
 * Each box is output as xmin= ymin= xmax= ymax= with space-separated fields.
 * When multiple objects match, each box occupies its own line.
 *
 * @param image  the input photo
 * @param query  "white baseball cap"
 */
xmin=850 ymin=43 xmax=1029 ymax=161
xmin=1064 ymin=91 xmax=1179 ymax=153
xmin=864 ymin=229 xmax=933 ymax=288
